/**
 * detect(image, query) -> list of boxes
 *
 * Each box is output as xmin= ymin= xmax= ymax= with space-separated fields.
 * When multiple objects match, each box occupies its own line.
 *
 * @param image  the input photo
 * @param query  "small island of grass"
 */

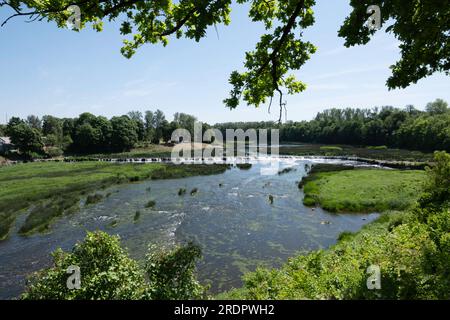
xmin=300 ymin=164 xmax=426 ymax=212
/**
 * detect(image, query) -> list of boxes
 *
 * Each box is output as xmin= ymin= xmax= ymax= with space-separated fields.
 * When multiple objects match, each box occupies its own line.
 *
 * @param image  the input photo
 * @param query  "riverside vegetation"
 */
xmin=300 ymin=164 xmax=426 ymax=212
xmin=17 ymin=152 xmax=450 ymax=300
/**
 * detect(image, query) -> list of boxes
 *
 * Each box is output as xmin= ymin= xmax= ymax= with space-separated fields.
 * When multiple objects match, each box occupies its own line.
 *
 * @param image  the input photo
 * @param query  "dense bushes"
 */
xmin=22 ymin=231 xmax=206 ymax=300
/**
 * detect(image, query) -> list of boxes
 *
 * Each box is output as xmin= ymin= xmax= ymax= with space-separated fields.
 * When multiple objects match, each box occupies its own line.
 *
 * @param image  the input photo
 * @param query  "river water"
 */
xmin=0 ymin=158 xmax=379 ymax=299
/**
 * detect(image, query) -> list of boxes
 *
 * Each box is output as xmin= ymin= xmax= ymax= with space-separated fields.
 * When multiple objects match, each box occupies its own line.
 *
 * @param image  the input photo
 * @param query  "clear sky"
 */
xmin=1 ymin=1 xmax=449 ymax=124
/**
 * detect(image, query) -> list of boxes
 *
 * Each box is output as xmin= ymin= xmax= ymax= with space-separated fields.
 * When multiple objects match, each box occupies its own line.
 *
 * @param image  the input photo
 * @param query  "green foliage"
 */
xmin=7 ymin=121 xmax=44 ymax=157
xmin=110 ymin=115 xmax=138 ymax=152
xmin=21 ymin=231 xmax=206 ymax=300
xmin=144 ymin=242 xmax=206 ymax=300
xmin=236 ymin=163 xmax=252 ymax=170
xmin=217 ymin=102 xmax=450 ymax=153
xmin=19 ymin=195 xmax=79 ymax=235
xmin=22 ymin=231 xmax=147 ymax=299
xmin=339 ymin=1 xmax=450 ymax=89
xmin=367 ymin=145 xmax=388 ymax=150
xmin=145 ymin=200 xmax=156 ymax=208
xmin=85 ymin=193 xmax=103 ymax=205
xmin=134 ymin=210 xmax=141 ymax=222
xmin=320 ymin=146 xmax=343 ymax=151
xmin=302 ymin=168 xmax=425 ymax=212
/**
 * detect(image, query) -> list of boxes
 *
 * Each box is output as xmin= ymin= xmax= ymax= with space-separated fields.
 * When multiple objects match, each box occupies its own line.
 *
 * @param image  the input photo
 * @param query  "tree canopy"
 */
xmin=1 ymin=1 xmax=449 ymax=121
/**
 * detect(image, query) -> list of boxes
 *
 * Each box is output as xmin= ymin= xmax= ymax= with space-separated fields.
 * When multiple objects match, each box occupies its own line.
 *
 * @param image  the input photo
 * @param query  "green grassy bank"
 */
xmin=300 ymin=165 xmax=426 ymax=212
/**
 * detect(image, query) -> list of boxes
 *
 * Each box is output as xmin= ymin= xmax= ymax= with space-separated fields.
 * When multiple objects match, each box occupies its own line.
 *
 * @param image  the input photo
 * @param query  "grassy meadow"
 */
xmin=301 ymin=165 xmax=426 ymax=212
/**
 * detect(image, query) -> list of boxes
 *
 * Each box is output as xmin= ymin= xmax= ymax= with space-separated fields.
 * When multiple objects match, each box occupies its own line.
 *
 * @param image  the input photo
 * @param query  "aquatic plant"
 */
xmin=146 ymin=200 xmax=156 ymax=208
xmin=85 ymin=193 xmax=103 ymax=205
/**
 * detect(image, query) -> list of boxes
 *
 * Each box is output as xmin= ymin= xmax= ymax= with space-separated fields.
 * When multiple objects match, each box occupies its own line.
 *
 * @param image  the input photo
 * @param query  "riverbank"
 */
xmin=0 ymin=162 xmax=229 ymax=240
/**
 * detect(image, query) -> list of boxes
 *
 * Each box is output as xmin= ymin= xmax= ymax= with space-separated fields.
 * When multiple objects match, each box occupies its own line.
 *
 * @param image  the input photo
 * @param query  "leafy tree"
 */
xmin=425 ymin=99 xmax=449 ymax=115
xmin=152 ymin=109 xmax=167 ymax=144
xmin=8 ymin=122 xmax=44 ymax=156
xmin=127 ymin=111 xmax=146 ymax=141
xmin=162 ymin=121 xmax=179 ymax=143
xmin=339 ymin=0 xmax=450 ymax=89
xmin=5 ymin=116 xmax=24 ymax=135
xmin=26 ymin=115 xmax=42 ymax=131
xmin=2 ymin=1 xmax=448 ymax=120
xmin=72 ymin=113 xmax=112 ymax=152
xmin=110 ymin=116 xmax=138 ymax=151
xmin=173 ymin=112 xmax=197 ymax=137
xmin=42 ymin=115 xmax=63 ymax=137
xmin=144 ymin=110 xmax=155 ymax=141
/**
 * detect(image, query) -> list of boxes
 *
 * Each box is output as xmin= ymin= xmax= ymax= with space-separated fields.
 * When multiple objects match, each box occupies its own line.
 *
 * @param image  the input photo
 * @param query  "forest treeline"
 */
xmin=1 ymin=99 xmax=448 ymax=158
xmin=214 ymin=99 xmax=450 ymax=153
xmin=0 ymin=110 xmax=200 ymax=158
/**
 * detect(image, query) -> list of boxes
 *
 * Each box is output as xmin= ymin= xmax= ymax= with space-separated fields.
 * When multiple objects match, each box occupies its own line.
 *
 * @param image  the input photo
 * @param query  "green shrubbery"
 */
xmin=22 ymin=231 xmax=206 ymax=300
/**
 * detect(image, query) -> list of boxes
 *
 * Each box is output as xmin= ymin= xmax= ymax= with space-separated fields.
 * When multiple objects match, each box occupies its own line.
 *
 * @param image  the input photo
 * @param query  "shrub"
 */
xmin=144 ymin=242 xmax=207 ymax=300
xmin=85 ymin=194 xmax=103 ymax=205
xmin=21 ymin=231 xmax=206 ymax=300
xmin=21 ymin=231 xmax=147 ymax=299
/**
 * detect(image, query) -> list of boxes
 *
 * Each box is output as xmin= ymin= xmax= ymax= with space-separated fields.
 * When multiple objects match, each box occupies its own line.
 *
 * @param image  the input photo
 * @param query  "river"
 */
xmin=0 ymin=158 xmax=379 ymax=299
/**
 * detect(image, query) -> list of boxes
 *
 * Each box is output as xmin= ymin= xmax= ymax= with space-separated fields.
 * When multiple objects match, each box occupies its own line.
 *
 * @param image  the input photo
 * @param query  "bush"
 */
xmin=46 ymin=146 xmax=64 ymax=158
xmin=85 ymin=194 xmax=103 ymax=205
xmin=22 ymin=231 xmax=147 ymax=299
xmin=144 ymin=243 xmax=207 ymax=299
xmin=21 ymin=231 xmax=206 ymax=300
xmin=145 ymin=200 xmax=156 ymax=208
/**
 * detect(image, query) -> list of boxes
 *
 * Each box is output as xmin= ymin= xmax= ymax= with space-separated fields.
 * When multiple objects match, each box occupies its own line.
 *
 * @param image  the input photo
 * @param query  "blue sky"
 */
xmin=1 ymin=1 xmax=449 ymax=124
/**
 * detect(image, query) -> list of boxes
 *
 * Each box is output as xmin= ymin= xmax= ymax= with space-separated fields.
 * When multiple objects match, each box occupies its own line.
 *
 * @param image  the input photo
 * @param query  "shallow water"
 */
xmin=0 ymin=158 xmax=379 ymax=299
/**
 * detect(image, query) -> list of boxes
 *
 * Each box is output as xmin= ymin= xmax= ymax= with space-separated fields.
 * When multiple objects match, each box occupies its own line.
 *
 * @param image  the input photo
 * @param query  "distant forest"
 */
xmin=215 ymin=99 xmax=450 ymax=153
xmin=0 ymin=99 xmax=449 ymax=158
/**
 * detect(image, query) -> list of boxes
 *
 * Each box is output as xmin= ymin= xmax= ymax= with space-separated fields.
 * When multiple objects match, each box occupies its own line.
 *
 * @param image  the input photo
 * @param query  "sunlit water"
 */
xmin=0 ymin=158 xmax=379 ymax=299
